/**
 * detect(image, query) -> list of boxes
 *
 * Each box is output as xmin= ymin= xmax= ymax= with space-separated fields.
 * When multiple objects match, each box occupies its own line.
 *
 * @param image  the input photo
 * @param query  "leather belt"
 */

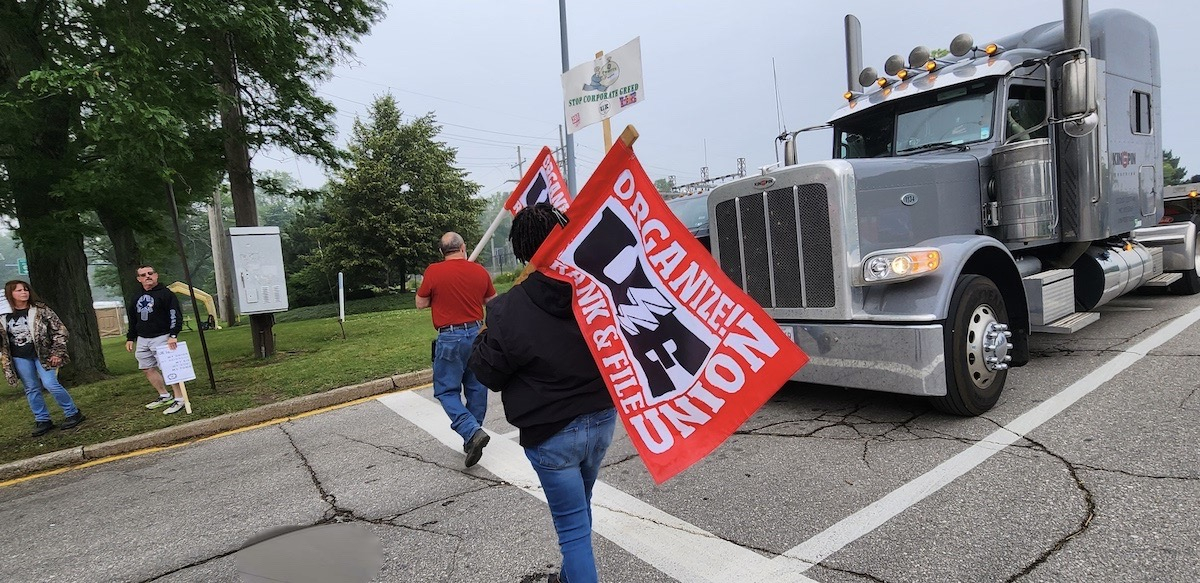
xmin=437 ymin=320 xmax=483 ymax=333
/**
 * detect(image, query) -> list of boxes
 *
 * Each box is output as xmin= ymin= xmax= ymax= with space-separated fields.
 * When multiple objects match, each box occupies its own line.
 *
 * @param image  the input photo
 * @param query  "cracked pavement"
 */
xmin=0 ymin=295 xmax=1198 ymax=582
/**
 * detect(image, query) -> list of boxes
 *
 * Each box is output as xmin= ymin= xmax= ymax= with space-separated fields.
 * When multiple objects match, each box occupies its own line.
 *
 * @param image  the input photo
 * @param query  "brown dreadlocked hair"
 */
xmin=509 ymin=203 xmax=567 ymax=263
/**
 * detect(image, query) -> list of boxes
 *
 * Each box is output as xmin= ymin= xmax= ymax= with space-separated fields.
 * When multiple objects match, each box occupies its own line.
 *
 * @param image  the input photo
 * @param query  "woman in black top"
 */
xmin=470 ymin=204 xmax=616 ymax=583
xmin=1 ymin=280 xmax=84 ymax=436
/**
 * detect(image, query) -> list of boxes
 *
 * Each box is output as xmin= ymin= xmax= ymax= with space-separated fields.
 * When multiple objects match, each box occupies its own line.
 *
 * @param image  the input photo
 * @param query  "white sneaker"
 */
xmin=163 ymin=401 xmax=185 ymax=415
xmin=145 ymin=395 xmax=174 ymax=410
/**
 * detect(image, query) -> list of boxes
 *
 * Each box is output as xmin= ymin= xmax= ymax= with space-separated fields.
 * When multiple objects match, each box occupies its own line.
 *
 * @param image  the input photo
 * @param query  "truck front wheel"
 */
xmin=933 ymin=274 xmax=1011 ymax=415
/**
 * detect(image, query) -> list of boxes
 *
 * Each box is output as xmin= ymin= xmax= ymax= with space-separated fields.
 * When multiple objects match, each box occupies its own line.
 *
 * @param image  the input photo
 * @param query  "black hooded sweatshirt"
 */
xmin=469 ymin=271 xmax=613 ymax=447
xmin=125 ymin=283 xmax=183 ymax=341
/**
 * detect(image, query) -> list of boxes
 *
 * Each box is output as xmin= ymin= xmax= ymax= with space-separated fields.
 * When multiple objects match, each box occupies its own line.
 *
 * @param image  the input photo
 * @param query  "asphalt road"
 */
xmin=2 ymin=289 xmax=1197 ymax=583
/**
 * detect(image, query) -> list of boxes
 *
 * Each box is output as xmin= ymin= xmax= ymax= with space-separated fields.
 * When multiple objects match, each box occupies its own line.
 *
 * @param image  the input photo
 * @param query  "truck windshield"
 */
xmin=834 ymin=80 xmax=998 ymax=159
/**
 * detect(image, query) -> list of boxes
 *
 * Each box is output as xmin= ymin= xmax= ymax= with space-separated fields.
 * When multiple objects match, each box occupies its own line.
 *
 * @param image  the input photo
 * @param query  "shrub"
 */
xmin=492 ymin=267 xmax=524 ymax=285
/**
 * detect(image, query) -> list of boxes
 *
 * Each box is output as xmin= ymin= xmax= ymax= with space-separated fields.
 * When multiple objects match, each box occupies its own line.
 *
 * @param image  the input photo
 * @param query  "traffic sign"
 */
xmin=17 ymin=258 xmax=27 ymax=276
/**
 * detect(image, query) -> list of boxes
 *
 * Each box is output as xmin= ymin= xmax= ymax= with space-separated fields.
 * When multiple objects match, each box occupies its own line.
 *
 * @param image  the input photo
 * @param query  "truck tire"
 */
xmin=1168 ymin=232 xmax=1200 ymax=295
xmin=932 ymin=274 xmax=1010 ymax=416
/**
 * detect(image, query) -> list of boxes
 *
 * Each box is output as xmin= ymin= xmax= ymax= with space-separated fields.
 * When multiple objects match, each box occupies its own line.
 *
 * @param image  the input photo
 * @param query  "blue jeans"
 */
xmin=14 ymin=357 xmax=79 ymax=423
xmin=524 ymin=407 xmax=617 ymax=583
xmin=432 ymin=326 xmax=488 ymax=444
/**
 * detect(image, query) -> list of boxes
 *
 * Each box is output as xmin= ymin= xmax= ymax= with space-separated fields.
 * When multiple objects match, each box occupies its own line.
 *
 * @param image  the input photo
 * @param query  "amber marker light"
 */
xmin=985 ymin=43 xmax=999 ymax=55
xmin=923 ymin=60 xmax=937 ymax=71
xmin=844 ymin=91 xmax=855 ymax=100
xmin=877 ymin=77 xmax=888 ymax=87
xmin=897 ymin=69 xmax=909 ymax=80
xmin=1189 ymin=190 xmax=1199 ymax=198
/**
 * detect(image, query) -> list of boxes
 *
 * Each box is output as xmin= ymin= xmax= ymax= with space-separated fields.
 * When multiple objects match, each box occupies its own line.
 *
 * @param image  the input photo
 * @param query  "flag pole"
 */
xmin=469 ymin=207 xmax=508 ymax=262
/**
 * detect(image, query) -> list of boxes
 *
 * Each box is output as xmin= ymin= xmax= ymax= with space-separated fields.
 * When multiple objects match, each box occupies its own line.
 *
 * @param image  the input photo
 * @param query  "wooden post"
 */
xmin=177 ymin=381 xmax=192 ymax=414
xmin=597 ymin=50 xmax=613 ymax=152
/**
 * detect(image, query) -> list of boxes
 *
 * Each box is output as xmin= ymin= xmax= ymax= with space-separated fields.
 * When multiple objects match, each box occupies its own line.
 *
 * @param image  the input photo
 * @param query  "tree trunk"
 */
xmin=215 ymin=34 xmax=273 ymax=357
xmin=11 ymin=177 xmax=109 ymax=382
xmin=95 ymin=205 xmax=145 ymax=309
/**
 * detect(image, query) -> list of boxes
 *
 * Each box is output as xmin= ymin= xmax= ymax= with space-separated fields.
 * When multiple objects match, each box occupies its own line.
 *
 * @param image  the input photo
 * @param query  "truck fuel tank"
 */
xmin=990 ymin=137 xmax=1056 ymax=242
xmin=1072 ymin=243 xmax=1155 ymax=310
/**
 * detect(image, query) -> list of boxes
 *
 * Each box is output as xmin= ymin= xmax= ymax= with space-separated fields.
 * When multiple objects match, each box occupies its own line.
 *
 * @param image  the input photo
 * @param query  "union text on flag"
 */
xmin=530 ymin=138 xmax=807 ymax=483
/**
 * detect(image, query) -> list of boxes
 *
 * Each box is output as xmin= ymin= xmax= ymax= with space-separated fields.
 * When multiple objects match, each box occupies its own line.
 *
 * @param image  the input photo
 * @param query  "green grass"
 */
xmin=274 ymin=293 xmax=418 ymax=323
xmin=0 ymin=308 xmax=438 ymax=466
xmin=275 ymin=283 xmax=515 ymax=323
xmin=0 ymin=282 xmax=519 ymax=467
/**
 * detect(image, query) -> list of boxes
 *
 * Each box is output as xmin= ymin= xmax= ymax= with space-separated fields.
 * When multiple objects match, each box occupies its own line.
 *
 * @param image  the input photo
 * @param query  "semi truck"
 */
xmin=706 ymin=0 xmax=1200 ymax=415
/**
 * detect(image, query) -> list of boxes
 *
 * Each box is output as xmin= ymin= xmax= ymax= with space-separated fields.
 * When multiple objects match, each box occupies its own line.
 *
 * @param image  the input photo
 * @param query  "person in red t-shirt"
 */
xmin=416 ymin=232 xmax=497 ymax=467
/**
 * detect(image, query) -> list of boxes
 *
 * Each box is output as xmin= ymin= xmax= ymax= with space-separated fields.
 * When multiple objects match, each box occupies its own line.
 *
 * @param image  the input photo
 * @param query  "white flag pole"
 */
xmin=469 ymin=207 xmax=508 ymax=262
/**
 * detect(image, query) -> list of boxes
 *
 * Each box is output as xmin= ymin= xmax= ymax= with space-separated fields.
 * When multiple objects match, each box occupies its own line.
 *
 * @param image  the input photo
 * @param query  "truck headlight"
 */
xmin=862 ymin=249 xmax=940 ymax=283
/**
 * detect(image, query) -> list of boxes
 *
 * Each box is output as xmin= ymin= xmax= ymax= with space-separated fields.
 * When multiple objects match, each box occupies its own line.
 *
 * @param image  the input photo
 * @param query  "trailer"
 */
xmin=707 ymin=0 xmax=1199 ymax=415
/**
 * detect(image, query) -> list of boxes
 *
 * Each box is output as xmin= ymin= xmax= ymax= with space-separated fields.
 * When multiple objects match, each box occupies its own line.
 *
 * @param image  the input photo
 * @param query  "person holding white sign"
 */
xmin=124 ymin=264 xmax=186 ymax=415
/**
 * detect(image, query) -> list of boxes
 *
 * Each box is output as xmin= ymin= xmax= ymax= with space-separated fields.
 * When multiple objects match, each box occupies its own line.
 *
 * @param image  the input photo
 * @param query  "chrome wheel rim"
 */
xmin=964 ymin=304 xmax=1011 ymax=388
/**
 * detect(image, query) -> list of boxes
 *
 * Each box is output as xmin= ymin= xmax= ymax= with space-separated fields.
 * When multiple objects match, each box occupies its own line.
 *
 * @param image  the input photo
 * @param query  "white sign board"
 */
xmin=229 ymin=226 xmax=289 ymax=314
xmin=562 ymin=37 xmax=644 ymax=135
xmin=155 ymin=341 xmax=197 ymax=384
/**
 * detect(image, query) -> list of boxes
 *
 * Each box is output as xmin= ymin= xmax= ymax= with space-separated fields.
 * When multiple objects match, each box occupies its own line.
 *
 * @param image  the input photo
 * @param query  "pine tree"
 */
xmin=310 ymin=96 xmax=483 ymax=292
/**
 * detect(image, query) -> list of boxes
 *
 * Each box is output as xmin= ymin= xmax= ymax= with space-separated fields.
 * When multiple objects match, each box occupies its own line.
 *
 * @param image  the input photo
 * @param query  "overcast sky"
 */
xmin=256 ymin=0 xmax=1200 ymax=197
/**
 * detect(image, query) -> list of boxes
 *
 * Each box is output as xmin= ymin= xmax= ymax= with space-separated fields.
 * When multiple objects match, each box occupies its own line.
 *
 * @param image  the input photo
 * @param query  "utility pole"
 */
xmin=558 ymin=125 xmax=566 ymax=177
xmin=217 ymin=31 xmax=274 ymax=358
xmin=208 ymin=188 xmax=236 ymax=327
xmin=514 ymin=146 xmax=526 ymax=175
xmin=558 ymin=0 xmax=578 ymax=197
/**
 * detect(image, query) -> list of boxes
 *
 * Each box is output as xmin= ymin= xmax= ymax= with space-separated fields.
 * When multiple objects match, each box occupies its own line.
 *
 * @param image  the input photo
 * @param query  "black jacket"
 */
xmin=126 ymin=284 xmax=183 ymax=341
xmin=469 ymin=271 xmax=613 ymax=447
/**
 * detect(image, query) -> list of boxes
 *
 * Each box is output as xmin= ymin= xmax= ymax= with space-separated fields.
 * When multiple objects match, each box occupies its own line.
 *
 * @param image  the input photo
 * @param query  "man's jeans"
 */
xmin=523 ymin=407 xmax=617 ymax=583
xmin=14 ymin=357 xmax=79 ymax=423
xmin=432 ymin=326 xmax=488 ymax=444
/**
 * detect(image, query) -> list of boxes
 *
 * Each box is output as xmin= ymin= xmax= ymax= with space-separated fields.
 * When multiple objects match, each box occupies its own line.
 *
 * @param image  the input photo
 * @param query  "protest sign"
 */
xmin=562 ymin=38 xmax=644 ymax=134
xmin=530 ymin=132 xmax=808 ymax=483
xmin=155 ymin=341 xmax=197 ymax=384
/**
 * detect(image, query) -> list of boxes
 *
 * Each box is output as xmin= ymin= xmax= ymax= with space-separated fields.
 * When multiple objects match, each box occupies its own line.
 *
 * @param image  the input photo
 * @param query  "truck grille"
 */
xmin=715 ymin=184 xmax=835 ymax=308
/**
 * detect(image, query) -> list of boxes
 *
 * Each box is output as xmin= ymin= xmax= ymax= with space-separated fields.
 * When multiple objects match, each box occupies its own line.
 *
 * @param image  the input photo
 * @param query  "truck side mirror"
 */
xmin=1061 ymin=56 xmax=1097 ymax=117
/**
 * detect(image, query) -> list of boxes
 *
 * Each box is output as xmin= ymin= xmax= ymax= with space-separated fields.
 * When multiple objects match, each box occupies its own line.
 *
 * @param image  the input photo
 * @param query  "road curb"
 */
xmin=0 ymin=369 xmax=433 ymax=483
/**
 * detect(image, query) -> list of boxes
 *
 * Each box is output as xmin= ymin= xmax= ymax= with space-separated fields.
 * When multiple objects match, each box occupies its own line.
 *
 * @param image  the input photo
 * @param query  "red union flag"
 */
xmin=504 ymin=146 xmax=570 ymax=215
xmin=530 ymin=139 xmax=808 ymax=483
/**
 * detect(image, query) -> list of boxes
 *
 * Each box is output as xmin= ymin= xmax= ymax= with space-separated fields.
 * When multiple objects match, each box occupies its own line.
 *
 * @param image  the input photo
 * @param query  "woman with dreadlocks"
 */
xmin=470 ymin=203 xmax=616 ymax=583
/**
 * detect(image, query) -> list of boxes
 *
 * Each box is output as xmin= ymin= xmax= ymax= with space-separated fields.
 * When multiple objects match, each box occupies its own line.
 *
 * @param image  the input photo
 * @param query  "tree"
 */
xmin=1164 ymin=150 xmax=1188 ymax=186
xmin=308 ymin=95 xmax=483 ymax=291
xmin=654 ymin=178 xmax=674 ymax=193
xmin=1 ymin=0 xmax=382 ymax=370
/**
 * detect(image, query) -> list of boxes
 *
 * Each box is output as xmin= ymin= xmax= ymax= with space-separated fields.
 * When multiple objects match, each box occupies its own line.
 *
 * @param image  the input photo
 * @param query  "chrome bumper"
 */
xmin=782 ymin=322 xmax=947 ymax=397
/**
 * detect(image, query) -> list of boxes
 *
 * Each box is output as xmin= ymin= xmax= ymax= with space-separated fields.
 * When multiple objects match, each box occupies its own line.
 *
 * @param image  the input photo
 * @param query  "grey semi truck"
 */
xmin=706 ymin=0 xmax=1200 ymax=415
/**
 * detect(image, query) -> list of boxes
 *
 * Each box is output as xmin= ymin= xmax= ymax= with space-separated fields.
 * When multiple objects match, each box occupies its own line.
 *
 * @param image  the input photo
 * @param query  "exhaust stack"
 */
xmin=1063 ymin=0 xmax=1090 ymax=52
xmin=844 ymin=14 xmax=863 ymax=93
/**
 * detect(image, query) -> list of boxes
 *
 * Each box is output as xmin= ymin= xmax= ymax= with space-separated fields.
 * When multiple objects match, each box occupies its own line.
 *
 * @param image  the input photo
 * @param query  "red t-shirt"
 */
xmin=417 ymin=258 xmax=496 ymax=329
